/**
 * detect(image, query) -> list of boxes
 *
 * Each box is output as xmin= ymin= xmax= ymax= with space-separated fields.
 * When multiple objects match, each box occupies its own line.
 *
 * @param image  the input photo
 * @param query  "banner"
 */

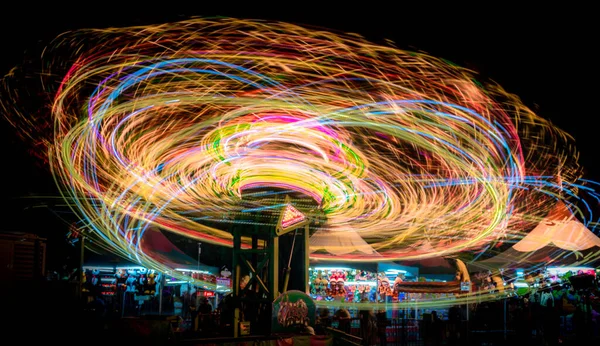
xmin=272 ymin=290 xmax=316 ymax=333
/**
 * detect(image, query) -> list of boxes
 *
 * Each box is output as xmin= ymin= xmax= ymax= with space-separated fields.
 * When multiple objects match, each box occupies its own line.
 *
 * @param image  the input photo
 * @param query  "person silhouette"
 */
xmin=431 ymin=310 xmax=442 ymax=346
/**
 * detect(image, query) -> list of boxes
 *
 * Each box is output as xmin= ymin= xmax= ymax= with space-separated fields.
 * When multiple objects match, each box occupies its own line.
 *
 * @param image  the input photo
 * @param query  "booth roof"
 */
xmin=308 ymin=258 xmax=455 ymax=276
xmin=472 ymin=245 xmax=599 ymax=270
xmin=308 ymin=261 xmax=378 ymax=273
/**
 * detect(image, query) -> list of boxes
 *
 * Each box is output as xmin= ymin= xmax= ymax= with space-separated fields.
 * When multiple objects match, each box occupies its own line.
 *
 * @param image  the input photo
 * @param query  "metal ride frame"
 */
xmin=231 ymin=195 xmax=311 ymax=337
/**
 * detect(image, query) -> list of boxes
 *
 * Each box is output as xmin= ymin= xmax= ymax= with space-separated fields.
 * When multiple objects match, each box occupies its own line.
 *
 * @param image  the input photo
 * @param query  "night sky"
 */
xmin=0 ymin=6 xmax=596 ymax=265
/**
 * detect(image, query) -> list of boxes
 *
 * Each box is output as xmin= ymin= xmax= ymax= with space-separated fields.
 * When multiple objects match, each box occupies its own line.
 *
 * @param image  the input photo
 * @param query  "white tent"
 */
xmin=513 ymin=201 xmax=600 ymax=252
xmin=472 ymin=201 xmax=600 ymax=269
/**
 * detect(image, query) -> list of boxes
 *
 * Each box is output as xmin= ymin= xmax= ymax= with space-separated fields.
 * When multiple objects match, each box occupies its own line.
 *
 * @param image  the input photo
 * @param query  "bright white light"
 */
xmin=311 ymin=267 xmax=353 ymax=271
xmin=344 ymin=281 xmax=377 ymax=286
xmin=516 ymin=270 xmax=524 ymax=277
xmin=385 ymin=269 xmax=408 ymax=274
xmin=166 ymin=280 xmax=190 ymax=285
xmin=115 ymin=266 xmax=145 ymax=271
xmin=83 ymin=266 xmax=114 ymax=271
xmin=175 ymin=268 xmax=211 ymax=274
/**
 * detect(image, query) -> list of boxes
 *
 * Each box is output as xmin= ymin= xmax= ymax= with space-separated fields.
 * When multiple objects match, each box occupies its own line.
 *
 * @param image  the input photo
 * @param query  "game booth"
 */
xmin=82 ymin=229 xmax=231 ymax=319
xmin=82 ymin=263 xmax=230 ymax=318
xmin=308 ymin=258 xmax=472 ymax=342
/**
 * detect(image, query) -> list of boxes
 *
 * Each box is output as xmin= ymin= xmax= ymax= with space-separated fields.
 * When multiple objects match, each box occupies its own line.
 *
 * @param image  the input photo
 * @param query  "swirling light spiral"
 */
xmin=2 ymin=18 xmax=599 ymax=290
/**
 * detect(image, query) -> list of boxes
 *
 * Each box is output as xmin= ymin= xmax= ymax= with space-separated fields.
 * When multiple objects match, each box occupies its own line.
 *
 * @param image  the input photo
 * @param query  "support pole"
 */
xmin=252 ymin=235 xmax=258 ymax=276
xmin=304 ymin=224 xmax=310 ymax=294
xmin=270 ymin=237 xmax=279 ymax=298
xmin=282 ymin=229 xmax=298 ymax=293
xmin=122 ymin=290 xmax=126 ymax=318
xmin=78 ymin=235 xmax=85 ymax=300
xmin=158 ymin=273 xmax=164 ymax=315
xmin=233 ymin=229 xmax=241 ymax=338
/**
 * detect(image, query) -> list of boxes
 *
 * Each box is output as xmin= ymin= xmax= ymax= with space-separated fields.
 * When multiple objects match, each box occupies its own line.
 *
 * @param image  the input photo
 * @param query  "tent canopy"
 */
xmin=513 ymin=202 xmax=600 ymax=252
xmin=472 ymin=245 xmax=598 ymax=270
xmin=309 ymin=261 xmax=378 ymax=273
xmin=471 ymin=201 xmax=600 ymax=270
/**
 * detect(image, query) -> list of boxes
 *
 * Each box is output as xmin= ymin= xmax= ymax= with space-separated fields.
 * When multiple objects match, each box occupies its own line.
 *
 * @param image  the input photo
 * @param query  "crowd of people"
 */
xmin=45 ymin=264 xmax=597 ymax=345
xmin=305 ymin=281 xmax=599 ymax=345
xmin=470 ymin=281 xmax=599 ymax=345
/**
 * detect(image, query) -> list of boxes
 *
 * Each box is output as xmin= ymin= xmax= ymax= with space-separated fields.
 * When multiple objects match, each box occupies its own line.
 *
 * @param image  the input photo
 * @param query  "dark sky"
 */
xmin=0 ymin=5 xmax=596 ymax=239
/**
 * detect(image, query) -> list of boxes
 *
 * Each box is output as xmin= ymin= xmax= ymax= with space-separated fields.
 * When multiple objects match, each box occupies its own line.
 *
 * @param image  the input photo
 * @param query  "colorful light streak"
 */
xmin=2 ymin=18 xmax=600 ymax=294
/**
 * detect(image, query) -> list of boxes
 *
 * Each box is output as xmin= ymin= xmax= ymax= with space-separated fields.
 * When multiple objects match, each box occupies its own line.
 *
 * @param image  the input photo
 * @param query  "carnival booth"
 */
xmin=83 ymin=228 xmax=223 ymax=318
xmin=471 ymin=201 xmax=600 ymax=296
xmin=309 ymin=265 xmax=379 ymax=303
xmin=462 ymin=201 xmax=600 ymax=339
xmin=82 ymin=263 xmax=163 ymax=316
xmin=308 ymin=261 xmax=379 ymax=329
xmin=308 ymin=259 xmax=470 ymax=317
xmin=83 ymin=261 xmax=225 ymax=319
xmin=163 ymin=266 xmax=229 ymax=318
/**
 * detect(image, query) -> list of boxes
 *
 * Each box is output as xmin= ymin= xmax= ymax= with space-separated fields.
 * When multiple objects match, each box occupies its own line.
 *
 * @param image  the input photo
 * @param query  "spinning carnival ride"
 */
xmin=2 ymin=18 xmax=600 ymax=305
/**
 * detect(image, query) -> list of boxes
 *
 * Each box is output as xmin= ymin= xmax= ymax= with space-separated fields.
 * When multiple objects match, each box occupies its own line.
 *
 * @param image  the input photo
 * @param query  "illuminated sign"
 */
xmin=217 ymin=277 xmax=231 ymax=287
xmin=276 ymin=195 xmax=310 ymax=236
xmin=281 ymin=204 xmax=306 ymax=229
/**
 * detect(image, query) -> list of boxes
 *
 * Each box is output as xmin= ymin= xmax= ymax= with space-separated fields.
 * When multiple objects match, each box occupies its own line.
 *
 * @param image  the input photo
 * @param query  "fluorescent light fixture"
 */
xmin=344 ymin=281 xmax=377 ymax=286
xmin=83 ymin=266 xmax=114 ymax=271
xmin=385 ymin=269 xmax=408 ymax=274
xmin=514 ymin=282 xmax=529 ymax=288
xmin=115 ymin=266 xmax=145 ymax=270
xmin=166 ymin=280 xmax=189 ymax=285
xmin=215 ymin=284 xmax=232 ymax=292
xmin=516 ymin=270 xmax=524 ymax=277
xmin=174 ymin=268 xmax=212 ymax=274
xmin=310 ymin=267 xmax=353 ymax=271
